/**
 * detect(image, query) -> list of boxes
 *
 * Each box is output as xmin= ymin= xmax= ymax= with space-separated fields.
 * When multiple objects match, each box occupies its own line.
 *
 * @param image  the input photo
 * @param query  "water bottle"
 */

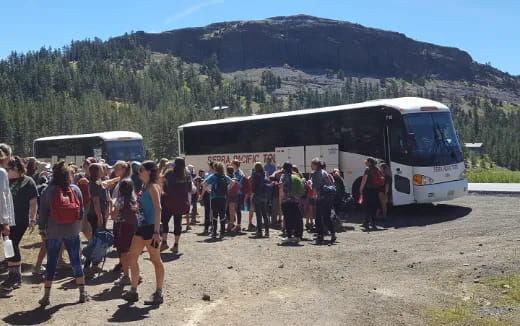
xmin=3 ymin=236 xmax=14 ymax=259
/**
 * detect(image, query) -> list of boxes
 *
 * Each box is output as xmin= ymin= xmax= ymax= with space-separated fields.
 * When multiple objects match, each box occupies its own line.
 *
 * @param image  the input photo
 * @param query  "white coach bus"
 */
xmin=178 ymin=97 xmax=468 ymax=206
xmin=34 ymin=131 xmax=145 ymax=166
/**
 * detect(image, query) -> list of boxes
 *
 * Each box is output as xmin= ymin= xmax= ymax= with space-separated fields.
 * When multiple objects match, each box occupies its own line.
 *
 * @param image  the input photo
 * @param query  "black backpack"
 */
xmin=213 ymin=174 xmax=228 ymax=198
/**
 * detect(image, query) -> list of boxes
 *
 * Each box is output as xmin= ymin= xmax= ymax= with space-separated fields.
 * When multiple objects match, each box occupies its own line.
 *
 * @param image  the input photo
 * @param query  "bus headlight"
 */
xmin=413 ymin=174 xmax=435 ymax=185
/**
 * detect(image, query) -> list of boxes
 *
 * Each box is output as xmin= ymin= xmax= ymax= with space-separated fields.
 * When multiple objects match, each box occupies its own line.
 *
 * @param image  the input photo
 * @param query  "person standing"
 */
xmin=111 ymin=179 xmax=138 ymax=286
xmin=251 ymin=162 xmax=270 ymax=238
xmin=311 ymin=158 xmax=336 ymax=245
xmin=1 ymin=157 xmax=38 ymax=292
xmin=110 ymin=161 xmax=132 ymax=274
xmin=231 ymin=160 xmax=245 ymax=232
xmin=264 ymin=157 xmax=276 ymax=178
xmin=122 ymin=161 xmax=164 ymax=305
xmin=360 ymin=158 xmax=385 ymax=230
xmin=279 ymin=162 xmax=304 ymax=242
xmin=377 ymin=163 xmax=392 ymax=219
xmin=0 ymin=144 xmax=15 ymax=276
xmin=200 ymin=162 xmax=230 ymax=239
xmin=38 ymin=161 xmax=88 ymax=306
xmin=161 ymin=157 xmax=191 ymax=253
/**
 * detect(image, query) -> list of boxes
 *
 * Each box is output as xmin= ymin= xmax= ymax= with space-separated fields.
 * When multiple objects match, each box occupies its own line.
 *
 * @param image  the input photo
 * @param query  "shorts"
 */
xmin=114 ymin=221 xmax=137 ymax=253
xmin=135 ymin=224 xmax=155 ymax=240
xmin=227 ymin=195 xmax=239 ymax=204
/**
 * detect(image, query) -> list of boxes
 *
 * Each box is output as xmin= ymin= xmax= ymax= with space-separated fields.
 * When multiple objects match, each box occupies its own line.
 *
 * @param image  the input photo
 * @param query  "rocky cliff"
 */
xmin=131 ymin=15 xmax=515 ymax=86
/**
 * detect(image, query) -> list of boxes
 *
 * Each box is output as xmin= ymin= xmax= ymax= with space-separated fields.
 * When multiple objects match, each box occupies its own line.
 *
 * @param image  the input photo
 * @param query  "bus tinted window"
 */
xmin=104 ymin=140 xmax=145 ymax=164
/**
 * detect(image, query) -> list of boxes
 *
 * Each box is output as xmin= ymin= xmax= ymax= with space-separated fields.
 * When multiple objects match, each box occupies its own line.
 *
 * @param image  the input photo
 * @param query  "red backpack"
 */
xmin=228 ymin=179 xmax=240 ymax=198
xmin=371 ymin=167 xmax=386 ymax=187
xmin=50 ymin=186 xmax=81 ymax=224
xmin=241 ymin=175 xmax=252 ymax=195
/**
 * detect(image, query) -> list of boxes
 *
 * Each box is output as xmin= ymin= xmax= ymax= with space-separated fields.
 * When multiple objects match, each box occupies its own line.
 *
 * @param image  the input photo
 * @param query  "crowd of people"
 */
xmin=0 ymin=142 xmax=393 ymax=307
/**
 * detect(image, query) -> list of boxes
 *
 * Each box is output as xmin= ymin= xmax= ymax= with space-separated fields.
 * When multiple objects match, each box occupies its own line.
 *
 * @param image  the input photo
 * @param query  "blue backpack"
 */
xmin=82 ymin=229 xmax=114 ymax=264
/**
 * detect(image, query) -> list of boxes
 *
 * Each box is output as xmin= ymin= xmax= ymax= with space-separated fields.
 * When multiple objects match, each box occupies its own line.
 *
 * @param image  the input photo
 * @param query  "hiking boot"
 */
xmin=171 ymin=243 xmax=179 ymax=254
xmin=122 ymin=290 xmax=139 ymax=303
xmin=160 ymin=241 xmax=169 ymax=252
xmin=144 ymin=291 xmax=164 ymax=305
xmin=111 ymin=263 xmax=122 ymax=274
xmin=114 ymin=275 xmax=131 ymax=286
xmin=79 ymin=291 xmax=90 ymax=303
xmin=38 ymin=296 xmax=50 ymax=306
xmin=1 ymin=273 xmax=21 ymax=291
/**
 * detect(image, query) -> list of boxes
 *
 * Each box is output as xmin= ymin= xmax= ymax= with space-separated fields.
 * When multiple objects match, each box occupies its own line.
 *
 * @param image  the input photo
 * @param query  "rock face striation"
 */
xmin=131 ymin=15 xmax=513 ymax=84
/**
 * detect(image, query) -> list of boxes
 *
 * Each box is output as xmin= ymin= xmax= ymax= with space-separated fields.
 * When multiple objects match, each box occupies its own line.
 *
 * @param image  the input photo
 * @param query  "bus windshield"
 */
xmin=404 ymin=112 xmax=463 ymax=166
xmin=104 ymin=140 xmax=145 ymax=164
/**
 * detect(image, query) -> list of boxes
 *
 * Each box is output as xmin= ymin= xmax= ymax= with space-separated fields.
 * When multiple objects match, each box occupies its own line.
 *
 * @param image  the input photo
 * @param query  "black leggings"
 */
xmin=161 ymin=211 xmax=182 ymax=236
xmin=316 ymin=197 xmax=334 ymax=238
xmin=203 ymin=193 xmax=211 ymax=228
xmin=7 ymin=222 xmax=28 ymax=262
xmin=363 ymin=189 xmax=380 ymax=226
xmin=211 ymin=197 xmax=227 ymax=234
xmin=282 ymin=200 xmax=303 ymax=238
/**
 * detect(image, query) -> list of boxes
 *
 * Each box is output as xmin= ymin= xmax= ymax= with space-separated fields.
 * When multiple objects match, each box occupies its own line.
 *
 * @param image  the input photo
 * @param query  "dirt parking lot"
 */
xmin=0 ymin=194 xmax=519 ymax=326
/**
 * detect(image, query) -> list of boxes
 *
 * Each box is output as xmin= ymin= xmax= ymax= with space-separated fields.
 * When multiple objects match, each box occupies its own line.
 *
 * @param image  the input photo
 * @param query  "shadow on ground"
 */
xmin=3 ymin=303 xmax=79 ymax=325
xmin=344 ymin=204 xmax=472 ymax=228
xmin=108 ymin=302 xmax=159 ymax=323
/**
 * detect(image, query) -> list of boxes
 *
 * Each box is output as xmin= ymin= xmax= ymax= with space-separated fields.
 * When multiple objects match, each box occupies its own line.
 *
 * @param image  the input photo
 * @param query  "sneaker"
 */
xmin=38 ymin=296 xmax=50 ymax=306
xmin=1 ymin=273 xmax=21 ymax=291
xmin=255 ymin=231 xmax=263 ymax=238
xmin=32 ymin=265 xmax=46 ymax=277
xmin=247 ymin=224 xmax=256 ymax=232
xmin=314 ymin=237 xmax=324 ymax=245
xmin=361 ymin=222 xmax=369 ymax=229
xmin=289 ymin=237 xmax=300 ymax=243
xmin=111 ymin=263 xmax=122 ymax=274
xmin=122 ymin=290 xmax=139 ymax=303
xmin=171 ymin=243 xmax=179 ymax=254
xmin=211 ymin=232 xmax=217 ymax=239
xmin=114 ymin=275 xmax=131 ymax=286
xmin=160 ymin=241 xmax=169 ymax=252
xmin=330 ymin=233 xmax=337 ymax=244
xmin=218 ymin=232 xmax=224 ymax=240
xmin=79 ymin=291 xmax=90 ymax=303
xmin=144 ymin=291 xmax=164 ymax=305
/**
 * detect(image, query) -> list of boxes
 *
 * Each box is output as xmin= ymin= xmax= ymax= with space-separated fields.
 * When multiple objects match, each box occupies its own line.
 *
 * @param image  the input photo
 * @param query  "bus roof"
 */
xmin=179 ymin=97 xmax=449 ymax=129
xmin=34 ymin=131 xmax=143 ymax=142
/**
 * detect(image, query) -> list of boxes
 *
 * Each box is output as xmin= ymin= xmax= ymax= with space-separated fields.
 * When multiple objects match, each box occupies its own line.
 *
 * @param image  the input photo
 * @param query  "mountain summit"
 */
xmin=132 ymin=15 xmax=512 ymax=85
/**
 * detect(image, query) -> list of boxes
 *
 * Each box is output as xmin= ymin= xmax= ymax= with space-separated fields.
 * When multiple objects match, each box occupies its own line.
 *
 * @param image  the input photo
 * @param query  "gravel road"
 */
xmin=1 ymin=194 xmax=519 ymax=326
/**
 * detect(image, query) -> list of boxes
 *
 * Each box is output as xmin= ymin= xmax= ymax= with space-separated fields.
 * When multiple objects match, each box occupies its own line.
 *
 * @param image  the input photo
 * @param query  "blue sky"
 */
xmin=0 ymin=0 xmax=518 ymax=75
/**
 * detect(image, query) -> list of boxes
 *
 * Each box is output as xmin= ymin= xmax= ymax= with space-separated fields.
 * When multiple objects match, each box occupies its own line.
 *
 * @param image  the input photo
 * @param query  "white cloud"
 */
xmin=164 ymin=0 xmax=224 ymax=25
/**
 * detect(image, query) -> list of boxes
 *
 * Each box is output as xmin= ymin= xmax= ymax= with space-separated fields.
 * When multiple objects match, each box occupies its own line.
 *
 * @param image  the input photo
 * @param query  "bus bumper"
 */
xmin=414 ymin=179 xmax=468 ymax=203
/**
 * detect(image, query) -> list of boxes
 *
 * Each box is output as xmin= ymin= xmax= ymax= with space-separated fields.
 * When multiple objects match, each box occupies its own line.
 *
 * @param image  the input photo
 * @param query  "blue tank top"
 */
xmin=137 ymin=187 xmax=155 ymax=226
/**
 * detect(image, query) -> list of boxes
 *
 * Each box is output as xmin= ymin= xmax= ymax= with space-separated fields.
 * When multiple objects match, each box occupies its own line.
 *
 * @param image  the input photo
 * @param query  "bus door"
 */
xmin=384 ymin=114 xmax=415 ymax=206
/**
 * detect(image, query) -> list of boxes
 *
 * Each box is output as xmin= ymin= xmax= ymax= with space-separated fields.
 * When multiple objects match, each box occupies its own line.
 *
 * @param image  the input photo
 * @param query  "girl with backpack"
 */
xmin=38 ymin=161 xmax=88 ymax=306
xmin=111 ymin=179 xmax=138 ymax=286
xmin=2 ymin=156 xmax=38 ymax=292
xmin=200 ymin=162 xmax=231 ymax=239
xmin=122 ymin=161 xmax=164 ymax=305
xmin=279 ymin=162 xmax=304 ymax=242
xmin=161 ymin=157 xmax=192 ymax=253
xmin=359 ymin=157 xmax=384 ymax=230
xmin=251 ymin=162 xmax=270 ymax=238
xmin=84 ymin=163 xmax=111 ymax=276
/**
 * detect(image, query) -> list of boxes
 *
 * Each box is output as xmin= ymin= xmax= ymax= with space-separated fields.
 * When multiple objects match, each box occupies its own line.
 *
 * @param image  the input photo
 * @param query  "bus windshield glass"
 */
xmin=104 ymin=140 xmax=145 ymax=164
xmin=404 ymin=112 xmax=463 ymax=166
